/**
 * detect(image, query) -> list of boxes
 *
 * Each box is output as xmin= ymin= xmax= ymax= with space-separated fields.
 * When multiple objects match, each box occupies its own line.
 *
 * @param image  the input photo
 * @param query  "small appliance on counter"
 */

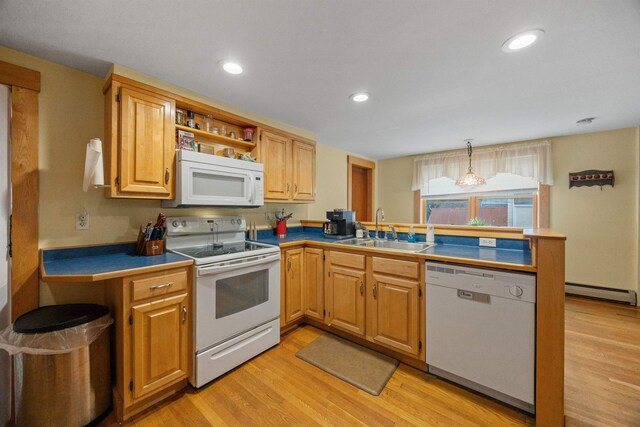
xmin=323 ymin=209 xmax=356 ymax=239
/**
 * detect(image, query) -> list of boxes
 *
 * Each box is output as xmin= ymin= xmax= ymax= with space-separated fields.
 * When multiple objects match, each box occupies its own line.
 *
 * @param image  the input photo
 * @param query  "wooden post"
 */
xmin=526 ymin=230 xmax=566 ymax=426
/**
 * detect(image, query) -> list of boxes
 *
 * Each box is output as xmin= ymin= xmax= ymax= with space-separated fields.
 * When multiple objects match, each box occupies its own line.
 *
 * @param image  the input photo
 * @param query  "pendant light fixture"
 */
xmin=455 ymin=139 xmax=486 ymax=187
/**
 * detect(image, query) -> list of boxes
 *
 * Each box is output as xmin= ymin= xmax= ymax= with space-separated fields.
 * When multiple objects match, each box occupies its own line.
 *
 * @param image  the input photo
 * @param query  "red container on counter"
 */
xmin=276 ymin=219 xmax=287 ymax=238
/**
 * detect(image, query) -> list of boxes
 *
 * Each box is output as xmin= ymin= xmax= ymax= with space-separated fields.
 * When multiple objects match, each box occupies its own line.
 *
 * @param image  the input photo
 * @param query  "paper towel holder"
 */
xmin=82 ymin=138 xmax=111 ymax=191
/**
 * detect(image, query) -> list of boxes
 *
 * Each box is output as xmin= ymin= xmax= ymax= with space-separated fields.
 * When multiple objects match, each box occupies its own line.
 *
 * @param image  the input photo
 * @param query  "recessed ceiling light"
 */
xmin=502 ymin=29 xmax=545 ymax=52
xmin=349 ymin=92 xmax=370 ymax=102
xmin=219 ymin=60 xmax=243 ymax=74
xmin=576 ymin=117 xmax=596 ymax=125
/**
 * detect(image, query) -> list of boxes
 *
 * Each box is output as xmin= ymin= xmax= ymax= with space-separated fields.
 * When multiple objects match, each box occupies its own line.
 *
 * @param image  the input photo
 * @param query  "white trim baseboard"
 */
xmin=565 ymin=283 xmax=637 ymax=306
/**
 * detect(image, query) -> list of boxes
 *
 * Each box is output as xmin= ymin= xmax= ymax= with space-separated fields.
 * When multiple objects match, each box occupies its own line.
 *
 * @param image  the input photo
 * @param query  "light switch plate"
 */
xmin=479 ymin=237 xmax=496 ymax=247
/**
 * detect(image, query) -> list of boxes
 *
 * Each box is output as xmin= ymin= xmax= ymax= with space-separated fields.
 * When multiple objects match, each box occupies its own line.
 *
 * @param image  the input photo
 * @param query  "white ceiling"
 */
xmin=1 ymin=0 xmax=639 ymax=159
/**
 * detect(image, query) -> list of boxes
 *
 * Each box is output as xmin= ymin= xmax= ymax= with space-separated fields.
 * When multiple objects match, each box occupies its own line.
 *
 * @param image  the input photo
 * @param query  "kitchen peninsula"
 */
xmin=258 ymin=221 xmax=565 ymax=426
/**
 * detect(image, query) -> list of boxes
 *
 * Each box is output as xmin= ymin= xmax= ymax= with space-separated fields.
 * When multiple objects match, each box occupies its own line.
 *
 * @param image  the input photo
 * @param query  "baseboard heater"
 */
xmin=565 ymin=282 xmax=637 ymax=306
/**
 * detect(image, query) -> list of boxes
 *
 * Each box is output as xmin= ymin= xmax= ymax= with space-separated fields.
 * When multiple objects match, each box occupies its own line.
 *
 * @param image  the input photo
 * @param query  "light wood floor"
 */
xmin=101 ymin=296 xmax=640 ymax=426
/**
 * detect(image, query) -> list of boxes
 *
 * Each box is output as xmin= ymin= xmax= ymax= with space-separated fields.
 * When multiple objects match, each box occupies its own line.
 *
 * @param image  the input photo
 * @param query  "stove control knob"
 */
xmin=171 ymin=220 xmax=179 ymax=228
xmin=231 ymin=219 xmax=235 ymax=225
xmin=181 ymin=220 xmax=187 ymax=227
xmin=237 ymin=218 xmax=242 ymax=225
xmin=509 ymin=286 xmax=524 ymax=297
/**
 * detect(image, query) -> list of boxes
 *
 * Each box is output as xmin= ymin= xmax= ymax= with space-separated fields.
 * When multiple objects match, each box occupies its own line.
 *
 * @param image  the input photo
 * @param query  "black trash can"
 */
xmin=10 ymin=304 xmax=112 ymax=427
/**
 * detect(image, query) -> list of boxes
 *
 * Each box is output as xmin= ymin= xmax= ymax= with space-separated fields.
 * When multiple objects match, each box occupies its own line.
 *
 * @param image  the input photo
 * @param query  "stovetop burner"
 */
xmin=173 ymin=242 xmax=270 ymax=259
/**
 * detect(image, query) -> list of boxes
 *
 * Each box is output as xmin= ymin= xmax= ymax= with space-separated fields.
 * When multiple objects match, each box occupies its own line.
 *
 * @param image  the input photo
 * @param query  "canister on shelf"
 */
xmin=186 ymin=110 xmax=195 ymax=128
xmin=176 ymin=109 xmax=185 ymax=126
xmin=243 ymin=127 xmax=254 ymax=142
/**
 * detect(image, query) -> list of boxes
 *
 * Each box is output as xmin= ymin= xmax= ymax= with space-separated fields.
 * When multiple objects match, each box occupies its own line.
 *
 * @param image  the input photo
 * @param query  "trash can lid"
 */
xmin=13 ymin=304 xmax=110 ymax=333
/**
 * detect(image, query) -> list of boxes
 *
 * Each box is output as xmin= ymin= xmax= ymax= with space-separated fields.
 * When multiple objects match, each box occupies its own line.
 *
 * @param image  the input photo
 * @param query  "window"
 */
xmin=425 ymin=199 xmax=469 ymax=225
xmin=422 ymin=194 xmax=538 ymax=227
xmin=418 ymin=173 xmax=546 ymax=228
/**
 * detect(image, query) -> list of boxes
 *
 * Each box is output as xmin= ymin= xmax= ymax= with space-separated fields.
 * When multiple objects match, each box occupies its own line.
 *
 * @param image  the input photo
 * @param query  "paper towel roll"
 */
xmin=82 ymin=138 xmax=104 ymax=191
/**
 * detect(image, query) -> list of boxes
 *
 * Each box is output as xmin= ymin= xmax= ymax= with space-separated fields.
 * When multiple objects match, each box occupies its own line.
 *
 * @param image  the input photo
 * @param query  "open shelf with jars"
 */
xmin=174 ymin=101 xmax=258 ymax=157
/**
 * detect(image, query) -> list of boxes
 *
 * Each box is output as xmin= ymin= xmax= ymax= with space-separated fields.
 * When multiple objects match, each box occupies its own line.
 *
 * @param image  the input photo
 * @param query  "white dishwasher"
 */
xmin=425 ymin=262 xmax=536 ymax=414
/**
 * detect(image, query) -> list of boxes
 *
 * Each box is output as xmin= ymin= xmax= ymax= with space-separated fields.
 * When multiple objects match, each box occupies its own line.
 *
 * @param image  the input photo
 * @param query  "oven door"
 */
xmin=194 ymin=252 xmax=280 ymax=351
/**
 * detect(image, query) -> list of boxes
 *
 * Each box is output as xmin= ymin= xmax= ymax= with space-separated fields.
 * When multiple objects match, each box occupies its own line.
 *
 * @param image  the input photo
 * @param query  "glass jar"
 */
xmin=203 ymin=114 xmax=214 ymax=133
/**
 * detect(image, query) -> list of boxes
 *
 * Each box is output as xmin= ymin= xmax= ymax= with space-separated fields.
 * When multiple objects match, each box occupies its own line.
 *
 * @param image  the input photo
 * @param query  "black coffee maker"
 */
xmin=323 ymin=209 xmax=356 ymax=238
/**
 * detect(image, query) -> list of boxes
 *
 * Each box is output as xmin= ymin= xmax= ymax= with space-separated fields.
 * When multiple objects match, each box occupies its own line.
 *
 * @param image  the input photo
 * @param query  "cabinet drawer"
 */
xmin=328 ymin=251 xmax=365 ymax=270
xmin=372 ymin=257 xmax=419 ymax=280
xmin=131 ymin=270 xmax=188 ymax=302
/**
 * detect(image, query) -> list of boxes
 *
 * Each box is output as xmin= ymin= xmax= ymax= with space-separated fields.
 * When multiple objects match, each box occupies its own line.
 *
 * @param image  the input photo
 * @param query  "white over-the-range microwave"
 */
xmin=162 ymin=150 xmax=264 ymax=208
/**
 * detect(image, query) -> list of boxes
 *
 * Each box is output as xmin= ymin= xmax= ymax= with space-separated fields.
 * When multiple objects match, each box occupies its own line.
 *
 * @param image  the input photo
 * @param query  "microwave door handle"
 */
xmin=248 ymin=174 xmax=255 ymax=205
xmin=198 ymin=253 xmax=281 ymax=276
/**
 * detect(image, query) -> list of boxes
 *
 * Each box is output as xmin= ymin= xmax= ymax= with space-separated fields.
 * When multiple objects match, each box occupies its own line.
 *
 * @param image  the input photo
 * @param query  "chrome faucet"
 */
xmin=388 ymin=225 xmax=397 ymax=241
xmin=375 ymin=208 xmax=385 ymax=239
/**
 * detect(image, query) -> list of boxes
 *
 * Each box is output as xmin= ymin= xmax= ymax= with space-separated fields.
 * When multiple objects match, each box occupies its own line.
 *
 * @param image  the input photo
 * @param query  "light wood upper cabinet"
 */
xmin=292 ymin=140 xmax=316 ymax=201
xmin=262 ymin=131 xmax=291 ymax=200
xmin=131 ymin=292 xmax=190 ymax=400
xmin=260 ymin=130 xmax=316 ymax=202
xmin=104 ymin=80 xmax=175 ymax=199
xmin=303 ymin=248 xmax=324 ymax=321
xmin=284 ymin=248 xmax=304 ymax=324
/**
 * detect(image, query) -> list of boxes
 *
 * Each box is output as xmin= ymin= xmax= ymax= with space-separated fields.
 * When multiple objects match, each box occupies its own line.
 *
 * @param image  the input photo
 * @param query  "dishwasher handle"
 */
xmin=457 ymin=289 xmax=490 ymax=303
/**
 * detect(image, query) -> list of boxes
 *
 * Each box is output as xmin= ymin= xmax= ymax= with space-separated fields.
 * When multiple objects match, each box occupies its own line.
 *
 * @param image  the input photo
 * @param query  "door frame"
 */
xmin=0 ymin=60 xmax=40 ymax=321
xmin=347 ymin=155 xmax=375 ymax=222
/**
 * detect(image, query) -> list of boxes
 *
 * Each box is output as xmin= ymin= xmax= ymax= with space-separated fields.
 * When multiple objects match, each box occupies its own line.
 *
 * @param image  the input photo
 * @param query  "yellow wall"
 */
xmin=378 ymin=127 xmax=640 ymax=296
xmin=308 ymin=143 xmax=377 ymax=221
xmin=377 ymin=155 xmax=415 ymax=223
xmin=0 ymin=45 xmax=359 ymax=304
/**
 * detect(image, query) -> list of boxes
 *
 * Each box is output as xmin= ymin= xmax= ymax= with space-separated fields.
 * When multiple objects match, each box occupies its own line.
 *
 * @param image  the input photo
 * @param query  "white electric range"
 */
xmin=166 ymin=216 xmax=281 ymax=388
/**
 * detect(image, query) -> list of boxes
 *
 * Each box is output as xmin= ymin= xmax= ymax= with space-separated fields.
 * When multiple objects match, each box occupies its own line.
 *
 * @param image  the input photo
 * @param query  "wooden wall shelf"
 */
xmin=175 ymin=125 xmax=256 ymax=150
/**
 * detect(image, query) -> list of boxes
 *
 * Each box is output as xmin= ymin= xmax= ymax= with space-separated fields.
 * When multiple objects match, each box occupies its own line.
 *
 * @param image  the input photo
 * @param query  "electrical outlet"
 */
xmin=265 ymin=213 xmax=273 ymax=222
xmin=479 ymin=237 xmax=496 ymax=247
xmin=76 ymin=211 xmax=89 ymax=230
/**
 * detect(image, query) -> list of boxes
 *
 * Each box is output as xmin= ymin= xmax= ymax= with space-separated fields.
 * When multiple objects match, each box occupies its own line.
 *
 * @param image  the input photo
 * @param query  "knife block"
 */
xmin=136 ymin=227 xmax=165 ymax=256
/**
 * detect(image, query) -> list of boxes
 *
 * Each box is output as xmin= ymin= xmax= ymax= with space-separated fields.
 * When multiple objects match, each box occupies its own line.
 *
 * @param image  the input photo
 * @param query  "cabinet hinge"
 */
xmin=129 ymin=315 xmax=132 ymax=325
xmin=129 ymin=381 xmax=133 ymax=391
xmin=323 ymin=254 xmax=325 ymax=261
xmin=328 ymin=271 xmax=331 ymax=277
xmin=7 ymin=214 xmax=12 ymax=258
xmin=419 ymin=288 xmax=422 ymax=298
xmin=116 ymin=94 xmax=120 ymax=102
xmin=323 ymin=309 xmax=326 ymax=316
xmin=419 ymin=340 xmax=422 ymax=350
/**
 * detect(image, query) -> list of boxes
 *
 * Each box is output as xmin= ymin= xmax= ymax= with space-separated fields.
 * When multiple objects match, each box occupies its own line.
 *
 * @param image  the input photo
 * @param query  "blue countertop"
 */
xmin=41 ymin=243 xmax=192 ymax=282
xmin=255 ymin=226 xmax=533 ymax=268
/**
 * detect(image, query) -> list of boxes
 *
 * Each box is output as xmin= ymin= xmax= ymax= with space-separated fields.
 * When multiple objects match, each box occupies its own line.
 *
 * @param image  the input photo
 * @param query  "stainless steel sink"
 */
xmin=336 ymin=238 xmax=435 ymax=253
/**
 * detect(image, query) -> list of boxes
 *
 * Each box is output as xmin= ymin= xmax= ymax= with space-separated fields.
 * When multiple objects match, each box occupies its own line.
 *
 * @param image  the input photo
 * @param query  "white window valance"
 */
xmin=412 ymin=141 xmax=553 ymax=191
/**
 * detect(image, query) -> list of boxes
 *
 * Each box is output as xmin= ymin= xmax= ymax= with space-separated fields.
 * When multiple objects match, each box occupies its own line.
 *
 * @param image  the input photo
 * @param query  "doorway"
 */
xmin=347 ymin=156 xmax=375 ymax=222
xmin=0 ymin=83 xmax=11 ymax=426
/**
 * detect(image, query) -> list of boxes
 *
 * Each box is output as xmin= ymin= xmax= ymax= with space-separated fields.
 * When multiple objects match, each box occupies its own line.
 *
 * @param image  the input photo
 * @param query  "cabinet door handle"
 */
xmin=294 ymin=183 xmax=298 ymax=193
xmin=182 ymin=305 xmax=187 ymax=323
xmin=165 ymin=168 xmax=170 ymax=184
xmin=287 ymin=258 xmax=291 ymax=271
xmin=372 ymin=283 xmax=377 ymax=299
xmin=150 ymin=282 xmax=174 ymax=290
xmin=287 ymin=183 xmax=290 ymax=193
xmin=359 ymin=281 xmax=364 ymax=296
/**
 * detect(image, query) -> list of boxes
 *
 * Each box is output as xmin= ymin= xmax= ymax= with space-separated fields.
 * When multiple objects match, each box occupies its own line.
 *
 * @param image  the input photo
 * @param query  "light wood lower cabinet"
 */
xmin=369 ymin=257 xmax=421 ymax=355
xmin=279 ymin=247 xmax=424 ymax=360
xmin=283 ymin=248 xmax=304 ymax=325
xmin=327 ymin=251 xmax=423 ymax=358
xmin=131 ymin=292 xmax=190 ymax=400
xmin=303 ymin=248 xmax=324 ymax=321
xmin=105 ymin=266 xmax=192 ymax=421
